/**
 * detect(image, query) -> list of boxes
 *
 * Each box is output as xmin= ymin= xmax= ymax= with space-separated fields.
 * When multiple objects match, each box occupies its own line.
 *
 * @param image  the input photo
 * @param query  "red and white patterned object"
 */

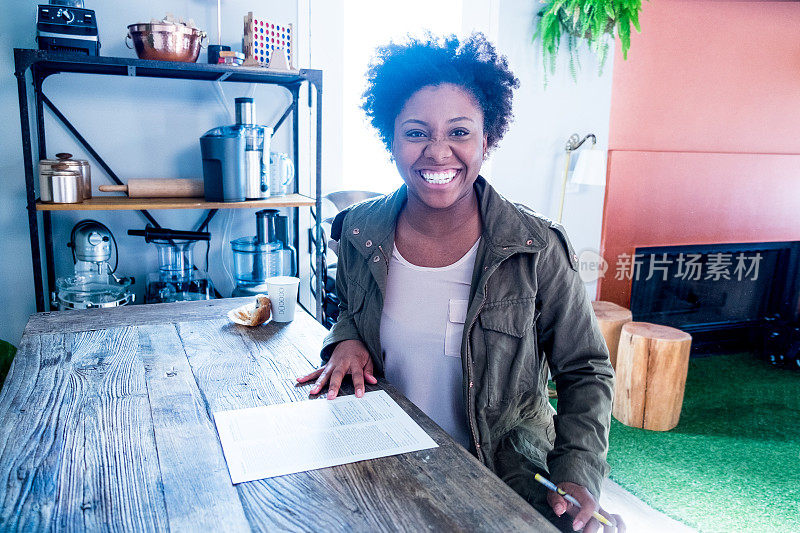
xmin=243 ymin=12 xmax=293 ymax=69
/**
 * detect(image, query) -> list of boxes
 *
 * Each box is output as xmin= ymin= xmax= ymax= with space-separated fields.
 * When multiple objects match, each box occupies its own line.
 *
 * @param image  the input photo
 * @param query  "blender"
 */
xmin=275 ymin=213 xmax=296 ymax=276
xmin=231 ymin=209 xmax=292 ymax=297
xmin=128 ymin=225 xmax=215 ymax=303
xmin=55 ymin=220 xmax=134 ymax=310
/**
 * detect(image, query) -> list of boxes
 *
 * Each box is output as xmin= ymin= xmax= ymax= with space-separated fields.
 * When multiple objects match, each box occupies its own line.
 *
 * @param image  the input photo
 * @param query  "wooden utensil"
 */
xmin=99 ymin=178 xmax=204 ymax=198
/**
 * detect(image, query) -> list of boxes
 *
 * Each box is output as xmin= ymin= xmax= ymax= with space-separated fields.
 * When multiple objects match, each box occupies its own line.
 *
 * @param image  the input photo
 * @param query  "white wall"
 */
xmin=0 ymin=0 xmax=303 ymax=344
xmin=479 ymin=0 xmax=613 ymax=298
xmin=308 ymin=0 xmax=344 ymax=194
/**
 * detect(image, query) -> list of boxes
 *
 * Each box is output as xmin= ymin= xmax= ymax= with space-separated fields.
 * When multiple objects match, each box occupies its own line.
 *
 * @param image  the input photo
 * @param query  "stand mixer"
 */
xmin=55 ymin=220 xmax=134 ymax=310
xmin=128 ymin=225 xmax=215 ymax=303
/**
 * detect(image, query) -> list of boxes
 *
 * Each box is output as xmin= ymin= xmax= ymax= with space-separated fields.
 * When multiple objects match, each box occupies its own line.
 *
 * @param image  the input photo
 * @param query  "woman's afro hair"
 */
xmin=361 ymin=32 xmax=520 ymax=153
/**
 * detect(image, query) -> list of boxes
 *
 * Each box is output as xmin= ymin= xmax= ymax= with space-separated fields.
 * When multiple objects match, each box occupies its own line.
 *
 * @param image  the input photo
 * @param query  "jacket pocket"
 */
xmin=444 ymin=298 xmax=469 ymax=357
xmin=479 ymin=299 xmax=539 ymax=407
xmin=480 ymin=298 xmax=537 ymax=337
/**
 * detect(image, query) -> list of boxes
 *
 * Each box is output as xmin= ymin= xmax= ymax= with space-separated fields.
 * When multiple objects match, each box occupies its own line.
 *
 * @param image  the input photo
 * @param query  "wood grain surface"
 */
xmin=98 ymin=178 xmax=204 ymax=198
xmin=612 ymin=322 xmax=692 ymax=431
xmin=0 ymin=299 xmax=556 ymax=532
xmin=591 ymin=301 xmax=633 ymax=369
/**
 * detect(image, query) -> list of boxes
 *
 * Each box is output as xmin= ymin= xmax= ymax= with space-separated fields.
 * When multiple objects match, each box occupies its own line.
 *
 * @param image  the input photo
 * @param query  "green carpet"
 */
xmin=606 ymin=353 xmax=800 ymax=532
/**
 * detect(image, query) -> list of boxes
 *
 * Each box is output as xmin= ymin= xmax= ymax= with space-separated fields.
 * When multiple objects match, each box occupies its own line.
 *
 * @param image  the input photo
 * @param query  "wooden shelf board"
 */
xmin=36 ymin=194 xmax=315 ymax=211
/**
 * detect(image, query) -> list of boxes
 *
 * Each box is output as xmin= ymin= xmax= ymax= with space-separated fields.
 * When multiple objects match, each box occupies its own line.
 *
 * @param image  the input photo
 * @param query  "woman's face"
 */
xmin=392 ymin=83 xmax=487 ymax=210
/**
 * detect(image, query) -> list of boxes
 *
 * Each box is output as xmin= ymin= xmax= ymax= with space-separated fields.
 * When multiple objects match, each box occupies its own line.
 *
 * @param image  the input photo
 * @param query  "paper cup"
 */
xmin=266 ymin=276 xmax=300 ymax=322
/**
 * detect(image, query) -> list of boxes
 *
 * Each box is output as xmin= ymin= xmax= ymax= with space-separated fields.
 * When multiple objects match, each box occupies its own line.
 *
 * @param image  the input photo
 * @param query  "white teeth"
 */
xmin=420 ymin=170 xmax=458 ymax=184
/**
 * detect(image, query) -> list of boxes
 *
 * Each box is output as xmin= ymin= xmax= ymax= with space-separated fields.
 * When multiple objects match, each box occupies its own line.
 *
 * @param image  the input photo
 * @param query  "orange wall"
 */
xmin=598 ymin=0 xmax=800 ymax=305
xmin=608 ymin=0 xmax=800 ymax=153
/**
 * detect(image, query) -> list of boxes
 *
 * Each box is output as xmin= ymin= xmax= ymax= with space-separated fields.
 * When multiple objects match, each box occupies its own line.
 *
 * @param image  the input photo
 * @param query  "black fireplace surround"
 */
xmin=629 ymin=241 xmax=800 ymax=369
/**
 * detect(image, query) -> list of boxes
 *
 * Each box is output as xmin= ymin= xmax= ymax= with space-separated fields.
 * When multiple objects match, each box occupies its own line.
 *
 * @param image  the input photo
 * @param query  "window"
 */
xmin=341 ymin=0 xmax=463 ymax=193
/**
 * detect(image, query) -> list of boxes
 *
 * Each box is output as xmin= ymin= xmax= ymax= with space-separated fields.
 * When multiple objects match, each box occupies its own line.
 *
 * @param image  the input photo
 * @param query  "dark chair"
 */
xmin=0 ymin=340 xmax=17 ymax=391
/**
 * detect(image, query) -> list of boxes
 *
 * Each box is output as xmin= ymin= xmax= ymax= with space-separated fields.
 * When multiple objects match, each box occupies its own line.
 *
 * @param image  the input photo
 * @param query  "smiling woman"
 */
xmin=296 ymin=34 xmax=621 ymax=533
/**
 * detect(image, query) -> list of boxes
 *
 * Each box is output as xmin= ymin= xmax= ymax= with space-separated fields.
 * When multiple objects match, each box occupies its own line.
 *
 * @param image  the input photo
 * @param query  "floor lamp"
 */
xmin=556 ymin=133 xmax=607 ymax=223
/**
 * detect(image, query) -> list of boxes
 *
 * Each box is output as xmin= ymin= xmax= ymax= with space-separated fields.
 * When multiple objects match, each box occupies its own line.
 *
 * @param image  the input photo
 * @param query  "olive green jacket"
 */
xmin=321 ymin=176 xmax=614 ymax=500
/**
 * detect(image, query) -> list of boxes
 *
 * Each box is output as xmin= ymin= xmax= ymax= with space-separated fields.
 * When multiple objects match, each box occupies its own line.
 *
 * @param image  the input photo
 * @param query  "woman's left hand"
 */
xmin=546 ymin=481 xmax=625 ymax=532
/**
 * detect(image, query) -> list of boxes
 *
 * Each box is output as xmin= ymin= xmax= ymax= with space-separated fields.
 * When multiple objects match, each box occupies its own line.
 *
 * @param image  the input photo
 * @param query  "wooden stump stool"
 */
xmin=612 ymin=322 xmax=692 ymax=431
xmin=591 ymin=301 xmax=633 ymax=369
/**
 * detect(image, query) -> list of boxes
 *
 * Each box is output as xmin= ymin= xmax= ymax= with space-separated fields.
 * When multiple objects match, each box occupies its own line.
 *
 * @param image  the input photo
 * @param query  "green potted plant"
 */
xmin=534 ymin=0 xmax=644 ymax=83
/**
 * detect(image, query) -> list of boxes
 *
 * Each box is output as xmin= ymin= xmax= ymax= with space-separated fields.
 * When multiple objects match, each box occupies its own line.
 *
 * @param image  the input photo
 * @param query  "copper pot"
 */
xmin=126 ymin=23 xmax=206 ymax=62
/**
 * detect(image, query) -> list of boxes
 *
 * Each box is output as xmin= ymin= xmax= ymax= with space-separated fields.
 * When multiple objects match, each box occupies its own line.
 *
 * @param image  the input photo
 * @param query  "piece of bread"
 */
xmin=235 ymin=294 xmax=271 ymax=326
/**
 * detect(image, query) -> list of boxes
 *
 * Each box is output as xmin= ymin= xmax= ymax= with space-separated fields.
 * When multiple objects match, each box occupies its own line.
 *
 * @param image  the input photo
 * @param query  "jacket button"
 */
xmin=475 ymin=444 xmax=481 ymax=449
xmin=469 ymin=381 xmax=474 ymax=388
xmin=353 ymin=228 xmax=360 ymax=235
xmin=373 ymin=256 xmax=380 ymax=263
xmin=526 ymin=239 xmax=533 ymax=246
xmin=365 ymin=240 xmax=373 ymax=247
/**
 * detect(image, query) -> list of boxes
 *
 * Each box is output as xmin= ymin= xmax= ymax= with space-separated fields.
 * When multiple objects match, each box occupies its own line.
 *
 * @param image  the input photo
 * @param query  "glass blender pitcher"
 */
xmin=231 ymin=209 xmax=285 ymax=297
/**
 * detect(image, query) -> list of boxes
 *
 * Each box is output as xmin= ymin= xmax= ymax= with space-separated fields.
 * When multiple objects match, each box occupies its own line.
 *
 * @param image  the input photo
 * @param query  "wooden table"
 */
xmin=0 ymin=299 xmax=554 ymax=532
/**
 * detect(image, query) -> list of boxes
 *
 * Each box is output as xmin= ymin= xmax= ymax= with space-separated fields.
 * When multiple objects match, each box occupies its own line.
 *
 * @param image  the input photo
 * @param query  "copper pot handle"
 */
xmin=125 ymin=33 xmax=133 ymax=49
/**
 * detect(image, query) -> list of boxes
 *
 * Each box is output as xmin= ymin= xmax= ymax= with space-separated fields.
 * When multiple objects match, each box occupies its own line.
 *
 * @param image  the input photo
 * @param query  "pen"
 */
xmin=534 ymin=473 xmax=613 ymax=527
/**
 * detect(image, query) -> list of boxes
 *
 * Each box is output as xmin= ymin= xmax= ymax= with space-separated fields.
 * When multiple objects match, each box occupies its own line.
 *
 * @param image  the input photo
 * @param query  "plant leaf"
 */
xmin=631 ymin=7 xmax=641 ymax=32
xmin=618 ymin=20 xmax=631 ymax=59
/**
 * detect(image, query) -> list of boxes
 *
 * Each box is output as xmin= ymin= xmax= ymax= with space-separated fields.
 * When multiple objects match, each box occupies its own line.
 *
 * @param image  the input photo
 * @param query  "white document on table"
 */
xmin=213 ymin=390 xmax=439 ymax=484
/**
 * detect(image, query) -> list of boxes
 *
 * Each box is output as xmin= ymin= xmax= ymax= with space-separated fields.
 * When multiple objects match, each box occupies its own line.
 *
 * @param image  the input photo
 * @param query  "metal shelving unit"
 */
xmin=34 ymin=194 xmax=315 ymax=212
xmin=14 ymin=48 xmax=324 ymax=321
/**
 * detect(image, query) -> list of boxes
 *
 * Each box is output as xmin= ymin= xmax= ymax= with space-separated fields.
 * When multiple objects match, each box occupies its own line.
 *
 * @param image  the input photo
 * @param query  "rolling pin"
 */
xmin=98 ymin=179 xmax=204 ymax=198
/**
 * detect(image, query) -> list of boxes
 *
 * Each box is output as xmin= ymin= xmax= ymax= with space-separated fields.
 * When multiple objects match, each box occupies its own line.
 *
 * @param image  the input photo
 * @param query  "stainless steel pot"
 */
xmin=39 ymin=153 xmax=91 ymax=201
xmin=126 ymin=22 xmax=206 ymax=62
xmin=40 ymin=163 xmax=83 ymax=204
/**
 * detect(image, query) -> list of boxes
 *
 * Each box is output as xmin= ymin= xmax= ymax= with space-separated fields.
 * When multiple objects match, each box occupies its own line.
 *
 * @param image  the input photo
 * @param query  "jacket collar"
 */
xmin=344 ymin=175 xmax=548 ymax=260
xmin=473 ymin=176 xmax=548 ymax=253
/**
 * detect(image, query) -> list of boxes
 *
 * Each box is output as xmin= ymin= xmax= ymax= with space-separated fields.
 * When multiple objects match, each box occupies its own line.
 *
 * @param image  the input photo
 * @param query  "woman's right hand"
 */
xmin=295 ymin=339 xmax=378 ymax=399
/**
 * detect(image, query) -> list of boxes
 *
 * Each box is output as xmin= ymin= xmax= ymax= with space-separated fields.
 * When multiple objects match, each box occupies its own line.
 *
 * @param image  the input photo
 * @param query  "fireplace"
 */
xmin=628 ymin=241 xmax=800 ymax=368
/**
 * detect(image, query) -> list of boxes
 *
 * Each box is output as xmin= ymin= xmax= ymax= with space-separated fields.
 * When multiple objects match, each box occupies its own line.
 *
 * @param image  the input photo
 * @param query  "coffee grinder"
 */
xmin=230 ymin=209 xmax=295 ymax=297
xmin=55 ymin=220 xmax=134 ymax=310
xmin=128 ymin=225 xmax=214 ymax=303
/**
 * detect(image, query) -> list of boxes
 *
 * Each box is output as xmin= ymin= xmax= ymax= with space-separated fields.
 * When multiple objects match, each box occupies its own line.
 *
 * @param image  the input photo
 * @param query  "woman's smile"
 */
xmin=418 ymin=168 xmax=461 ymax=185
